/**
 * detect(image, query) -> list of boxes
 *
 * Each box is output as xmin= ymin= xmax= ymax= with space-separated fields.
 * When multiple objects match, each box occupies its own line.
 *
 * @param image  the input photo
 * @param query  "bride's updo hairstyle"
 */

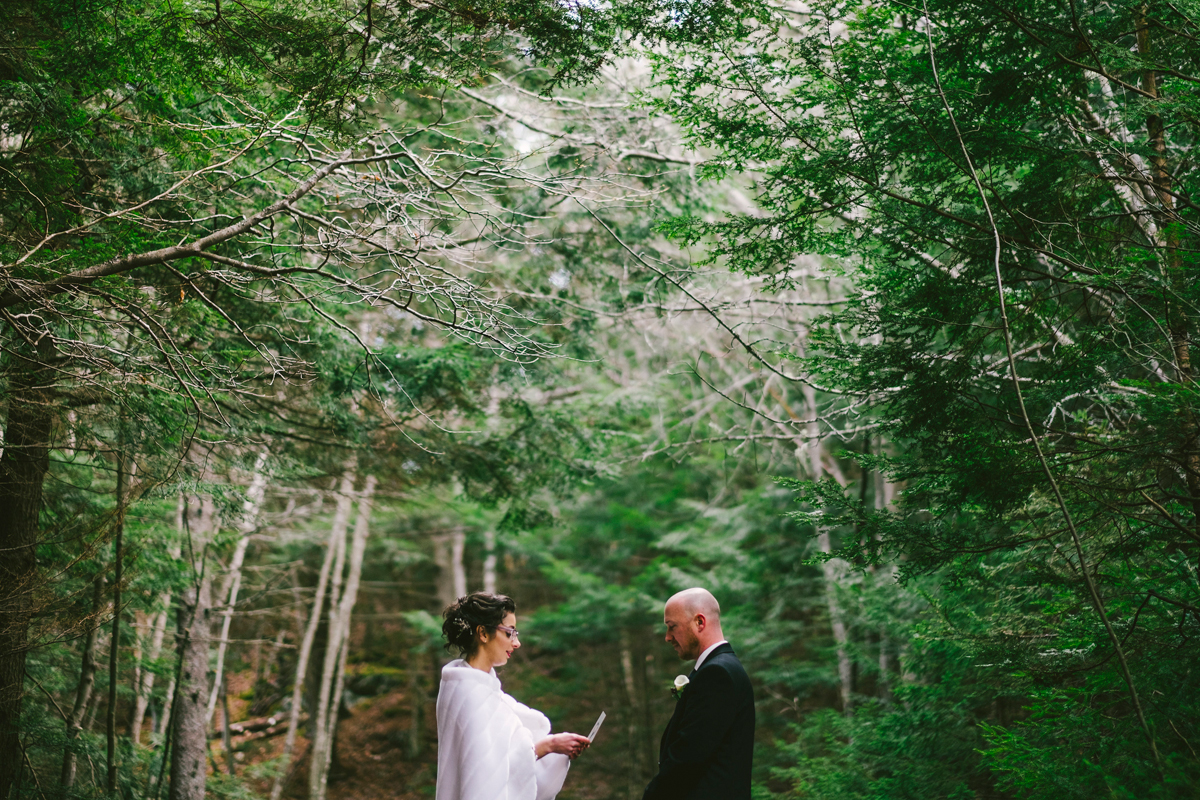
xmin=442 ymin=592 xmax=516 ymax=657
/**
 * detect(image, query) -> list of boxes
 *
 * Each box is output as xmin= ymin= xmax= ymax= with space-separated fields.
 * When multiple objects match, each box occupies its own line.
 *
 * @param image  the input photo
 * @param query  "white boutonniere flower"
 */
xmin=671 ymin=674 xmax=689 ymax=699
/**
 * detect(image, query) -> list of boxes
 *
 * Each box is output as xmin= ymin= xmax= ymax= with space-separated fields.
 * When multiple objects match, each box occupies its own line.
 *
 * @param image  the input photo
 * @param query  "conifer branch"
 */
xmin=920 ymin=0 xmax=1163 ymax=773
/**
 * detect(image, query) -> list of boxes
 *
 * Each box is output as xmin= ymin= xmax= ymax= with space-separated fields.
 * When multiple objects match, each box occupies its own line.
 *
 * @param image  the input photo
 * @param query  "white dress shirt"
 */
xmin=693 ymin=639 xmax=729 ymax=671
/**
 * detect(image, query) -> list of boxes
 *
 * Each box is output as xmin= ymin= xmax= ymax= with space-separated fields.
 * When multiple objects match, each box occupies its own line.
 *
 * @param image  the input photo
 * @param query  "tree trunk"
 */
xmin=83 ymin=684 xmax=102 ymax=734
xmin=877 ymin=638 xmax=893 ymax=704
xmin=874 ymin=439 xmax=895 ymax=703
xmin=0 ymin=371 xmax=53 ymax=800
xmin=405 ymin=646 xmax=423 ymax=760
xmin=640 ymin=648 xmax=657 ymax=779
xmin=61 ymin=578 xmax=105 ymax=789
xmin=482 ymin=530 xmax=497 ymax=594
xmin=220 ymin=679 xmax=236 ymax=776
xmin=206 ymin=450 xmax=270 ymax=725
xmin=107 ymin=444 xmax=130 ymax=794
xmin=308 ymin=467 xmax=357 ymax=800
xmin=157 ymin=678 xmax=176 ymax=740
xmin=269 ymin=468 xmax=352 ymax=800
xmin=131 ymin=611 xmax=143 ymax=742
xmin=289 ymin=564 xmax=307 ymax=638
xmin=168 ymin=576 xmax=212 ymax=800
xmin=132 ymin=608 xmax=171 ymax=746
xmin=312 ymin=475 xmax=376 ymax=799
xmin=619 ymin=635 xmax=640 ymax=800
xmin=1135 ymin=9 xmax=1200 ymax=544
xmin=432 ymin=529 xmax=466 ymax=609
xmin=168 ymin=494 xmax=217 ymax=800
xmin=133 ymin=498 xmax=185 ymax=746
xmin=802 ymin=383 xmax=853 ymax=715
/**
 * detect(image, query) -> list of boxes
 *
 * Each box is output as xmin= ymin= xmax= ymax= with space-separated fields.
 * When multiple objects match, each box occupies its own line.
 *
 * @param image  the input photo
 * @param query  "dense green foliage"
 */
xmin=650 ymin=0 xmax=1200 ymax=796
xmin=3 ymin=0 xmax=1198 ymax=799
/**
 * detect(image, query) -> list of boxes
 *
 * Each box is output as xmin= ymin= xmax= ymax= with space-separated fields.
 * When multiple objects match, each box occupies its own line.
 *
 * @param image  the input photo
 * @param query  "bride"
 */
xmin=435 ymin=592 xmax=591 ymax=800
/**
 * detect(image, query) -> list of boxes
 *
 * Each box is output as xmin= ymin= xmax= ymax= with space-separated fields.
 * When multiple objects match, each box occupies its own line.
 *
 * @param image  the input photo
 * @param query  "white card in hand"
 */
xmin=587 ymin=711 xmax=606 ymax=742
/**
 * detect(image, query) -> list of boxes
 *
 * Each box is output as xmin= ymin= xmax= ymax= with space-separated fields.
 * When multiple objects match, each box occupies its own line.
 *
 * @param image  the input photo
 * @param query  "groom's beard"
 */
xmin=672 ymin=631 xmax=700 ymax=660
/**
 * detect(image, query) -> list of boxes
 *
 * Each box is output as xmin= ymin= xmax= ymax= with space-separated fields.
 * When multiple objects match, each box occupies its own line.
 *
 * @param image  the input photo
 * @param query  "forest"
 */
xmin=1 ymin=0 xmax=1197 ymax=799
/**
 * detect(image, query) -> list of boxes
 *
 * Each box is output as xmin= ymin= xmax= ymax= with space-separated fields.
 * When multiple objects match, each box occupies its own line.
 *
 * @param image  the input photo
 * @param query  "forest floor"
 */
xmin=315 ymin=691 xmax=436 ymax=800
xmin=224 ymin=674 xmax=438 ymax=800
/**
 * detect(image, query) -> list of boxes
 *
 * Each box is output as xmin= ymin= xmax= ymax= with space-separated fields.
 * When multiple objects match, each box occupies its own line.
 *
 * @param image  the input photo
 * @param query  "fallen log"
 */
xmin=228 ymin=720 xmax=296 ymax=751
xmin=209 ymin=713 xmax=307 ymax=743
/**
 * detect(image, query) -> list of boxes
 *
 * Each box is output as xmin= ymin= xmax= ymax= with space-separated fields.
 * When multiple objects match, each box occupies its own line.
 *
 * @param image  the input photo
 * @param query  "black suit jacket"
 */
xmin=642 ymin=643 xmax=755 ymax=800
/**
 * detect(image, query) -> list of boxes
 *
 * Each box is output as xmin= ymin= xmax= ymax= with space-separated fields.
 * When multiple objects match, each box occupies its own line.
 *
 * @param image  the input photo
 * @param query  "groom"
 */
xmin=642 ymin=588 xmax=754 ymax=800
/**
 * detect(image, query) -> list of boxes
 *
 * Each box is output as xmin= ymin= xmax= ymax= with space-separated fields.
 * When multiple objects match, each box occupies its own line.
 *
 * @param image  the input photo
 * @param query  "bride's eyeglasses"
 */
xmin=494 ymin=624 xmax=520 ymax=640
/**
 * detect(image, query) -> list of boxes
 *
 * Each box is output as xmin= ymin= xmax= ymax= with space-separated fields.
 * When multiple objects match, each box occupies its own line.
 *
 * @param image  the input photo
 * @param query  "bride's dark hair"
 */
xmin=442 ymin=592 xmax=516 ymax=657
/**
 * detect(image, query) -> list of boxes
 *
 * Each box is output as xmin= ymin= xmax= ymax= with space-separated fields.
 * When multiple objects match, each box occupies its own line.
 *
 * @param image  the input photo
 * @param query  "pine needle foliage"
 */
xmin=652 ymin=0 xmax=1200 ymax=795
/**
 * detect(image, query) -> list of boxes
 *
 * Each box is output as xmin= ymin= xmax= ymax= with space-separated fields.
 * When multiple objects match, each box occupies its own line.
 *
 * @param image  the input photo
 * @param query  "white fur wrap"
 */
xmin=435 ymin=659 xmax=570 ymax=800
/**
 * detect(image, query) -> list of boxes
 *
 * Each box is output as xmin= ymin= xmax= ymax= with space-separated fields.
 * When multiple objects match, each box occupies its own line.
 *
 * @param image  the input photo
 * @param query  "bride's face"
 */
xmin=478 ymin=612 xmax=520 ymax=667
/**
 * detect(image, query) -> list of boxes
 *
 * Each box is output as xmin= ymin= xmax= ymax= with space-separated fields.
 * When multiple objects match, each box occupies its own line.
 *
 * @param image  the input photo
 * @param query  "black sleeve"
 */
xmin=642 ymin=665 xmax=737 ymax=800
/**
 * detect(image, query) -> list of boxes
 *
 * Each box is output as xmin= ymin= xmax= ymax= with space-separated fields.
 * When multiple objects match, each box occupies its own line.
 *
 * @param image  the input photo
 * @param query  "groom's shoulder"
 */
xmin=701 ymin=645 xmax=751 ymax=680
xmin=694 ymin=648 xmax=754 ymax=708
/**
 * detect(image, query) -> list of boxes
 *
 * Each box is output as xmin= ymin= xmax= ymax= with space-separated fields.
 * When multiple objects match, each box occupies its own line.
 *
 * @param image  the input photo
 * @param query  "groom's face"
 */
xmin=663 ymin=601 xmax=701 ymax=660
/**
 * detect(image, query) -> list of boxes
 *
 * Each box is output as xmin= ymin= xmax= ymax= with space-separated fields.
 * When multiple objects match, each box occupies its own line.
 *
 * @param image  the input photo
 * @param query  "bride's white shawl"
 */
xmin=435 ymin=660 xmax=571 ymax=800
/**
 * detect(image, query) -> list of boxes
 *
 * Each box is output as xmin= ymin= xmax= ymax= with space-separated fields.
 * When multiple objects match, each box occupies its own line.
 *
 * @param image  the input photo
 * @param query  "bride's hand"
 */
xmin=535 ymin=733 xmax=591 ymax=760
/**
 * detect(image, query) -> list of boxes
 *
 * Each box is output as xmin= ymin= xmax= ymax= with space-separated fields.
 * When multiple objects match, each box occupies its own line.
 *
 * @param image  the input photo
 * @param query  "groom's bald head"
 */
xmin=667 ymin=588 xmax=721 ymax=621
xmin=663 ymin=588 xmax=725 ymax=661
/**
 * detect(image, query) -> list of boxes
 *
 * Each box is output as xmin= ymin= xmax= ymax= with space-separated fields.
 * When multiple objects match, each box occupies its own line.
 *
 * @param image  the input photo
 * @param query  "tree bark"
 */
xmin=168 ymin=494 xmax=217 ymax=800
xmin=131 ymin=610 xmax=143 ymax=738
xmin=206 ymin=450 xmax=270 ymax=725
xmin=269 ymin=468 xmax=352 ymax=800
xmin=877 ymin=638 xmax=893 ymax=704
xmin=157 ymin=680 xmax=177 ymax=742
xmin=432 ymin=529 xmax=466 ymax=609
xmin=107 ymin=444 xmax=130 ymax=795
xmin=1135 ymin=8 xmax=1200 ymax=544
xmin=61 ymin=578 xmax=105 ymax=789
xmin=133 ymin=497 xmax=185 ymax=746
xmin=168 ymin=576 xmax=212 ymax=800
xmin=132 ymin=608 xmax=171 ymax=746
xmin=802 ymin=383 xmax=853 ymax=715
xmin=619 ymin=635 xmax=641 ymax=799
xmin=220 ymin=679 xmax=236 ymax=776
xmin=482 ymin=530 xmax=497 ymax=594
xmin=0 ymin=367 xmax=53 ymax=800
xmin=770 ymin=377 xmax=855 ymax=713
xmin=874 ymin=439 xmax=895 ymax=703
xmin=308 ymin=466 xmax=357 ymax=800
xmin=405 ymin=646 xmax=423 ymax=760
xmin=640 ymin=648 xmax=657 ymax=778
xmin=312 ymin=475 xmax=376 ymax=798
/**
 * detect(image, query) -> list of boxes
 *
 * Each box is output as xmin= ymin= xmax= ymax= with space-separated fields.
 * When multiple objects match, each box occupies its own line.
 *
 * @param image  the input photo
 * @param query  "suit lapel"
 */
xmin=660 ymin=672 xmax=692 ymax=758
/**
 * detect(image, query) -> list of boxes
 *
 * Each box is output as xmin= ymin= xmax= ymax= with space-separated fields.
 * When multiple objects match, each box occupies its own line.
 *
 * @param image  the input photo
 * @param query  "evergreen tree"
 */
xmin=652 ymin=0 xmax=1200 ymax=795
